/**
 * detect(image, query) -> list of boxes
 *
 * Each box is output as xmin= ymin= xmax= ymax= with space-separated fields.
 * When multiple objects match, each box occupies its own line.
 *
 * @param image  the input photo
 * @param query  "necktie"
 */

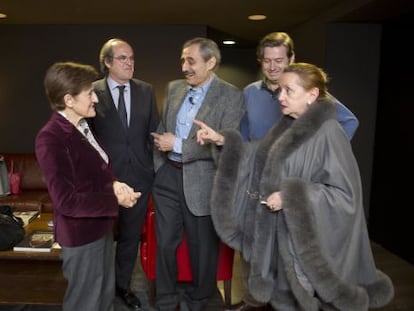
xmin=117 ymin=85 xmax=128 ymax=129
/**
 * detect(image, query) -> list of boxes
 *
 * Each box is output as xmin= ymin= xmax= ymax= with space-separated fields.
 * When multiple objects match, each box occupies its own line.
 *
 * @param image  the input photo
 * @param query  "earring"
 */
xmin=307 ymin=101 xmax=311 ymax=106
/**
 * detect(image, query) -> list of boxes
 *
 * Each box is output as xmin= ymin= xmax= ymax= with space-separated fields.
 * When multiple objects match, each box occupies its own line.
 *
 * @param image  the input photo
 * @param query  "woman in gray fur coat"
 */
xmin=194 ymin=63 xmax=394 ymax=311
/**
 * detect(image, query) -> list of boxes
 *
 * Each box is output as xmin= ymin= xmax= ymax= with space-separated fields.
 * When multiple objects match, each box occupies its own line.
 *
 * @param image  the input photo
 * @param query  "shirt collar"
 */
xmin=107 ymin=76 xmax=130 ymax=91
xmin=261 ymin=79 xmax=280 ymax=98
xmin=188 ymin=74 xmax=214 ymax=95
xmin=57 ymin=111 xmax=88 ymax=134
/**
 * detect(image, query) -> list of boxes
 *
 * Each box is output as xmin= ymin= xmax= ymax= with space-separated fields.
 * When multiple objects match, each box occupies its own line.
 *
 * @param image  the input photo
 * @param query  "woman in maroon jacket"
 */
xmin=35 ymin=62 xmax=141 ymax=311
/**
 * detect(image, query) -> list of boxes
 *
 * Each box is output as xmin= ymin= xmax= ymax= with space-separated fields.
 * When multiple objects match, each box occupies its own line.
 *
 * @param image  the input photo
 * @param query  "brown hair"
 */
xmin=283 ymin=62 xmax=329 ymax=99
xmin=44 ymin=62 xmax=99 ymax=111
xmin=256 ymin=32 xmax=294 ymax=62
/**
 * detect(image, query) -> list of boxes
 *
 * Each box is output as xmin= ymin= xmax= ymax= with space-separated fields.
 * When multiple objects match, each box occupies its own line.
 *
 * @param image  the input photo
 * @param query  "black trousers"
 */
xmin=152 ymin=162 xmax=219 ymax=311
xmin=115 ymin=187 xmax=150 ymax=289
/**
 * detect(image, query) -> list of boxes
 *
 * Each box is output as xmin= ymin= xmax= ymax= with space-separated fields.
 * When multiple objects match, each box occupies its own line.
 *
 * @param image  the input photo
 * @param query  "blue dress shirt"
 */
xmin=169 ymin=80 xmax=212 ymax=162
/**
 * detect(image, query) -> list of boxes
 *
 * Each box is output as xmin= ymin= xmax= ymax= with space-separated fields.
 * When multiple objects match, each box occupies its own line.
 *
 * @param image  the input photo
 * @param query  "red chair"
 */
xmin=140 ymin=197 xmax=234 ymax=306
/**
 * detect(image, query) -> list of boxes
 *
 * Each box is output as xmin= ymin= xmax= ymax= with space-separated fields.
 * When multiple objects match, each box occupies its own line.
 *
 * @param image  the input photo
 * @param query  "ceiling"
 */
xmin=0 ymin=0 xmax=412 ymax=48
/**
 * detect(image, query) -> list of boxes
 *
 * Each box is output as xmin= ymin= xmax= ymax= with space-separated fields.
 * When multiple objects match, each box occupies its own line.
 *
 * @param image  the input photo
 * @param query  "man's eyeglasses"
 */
xmin=113 ymin=55 xmax=135 ymax=63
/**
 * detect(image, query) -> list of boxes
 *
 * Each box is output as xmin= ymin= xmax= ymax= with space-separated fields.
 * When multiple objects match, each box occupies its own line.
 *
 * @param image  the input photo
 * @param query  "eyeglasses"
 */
xmin=113 ymin=55 xmax=135 ymax=63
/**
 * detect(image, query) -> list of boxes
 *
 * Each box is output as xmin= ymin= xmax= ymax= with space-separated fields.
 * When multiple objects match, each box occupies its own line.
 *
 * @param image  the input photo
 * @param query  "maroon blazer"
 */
xmin=35 ymin=112 xmax=119 ymax=247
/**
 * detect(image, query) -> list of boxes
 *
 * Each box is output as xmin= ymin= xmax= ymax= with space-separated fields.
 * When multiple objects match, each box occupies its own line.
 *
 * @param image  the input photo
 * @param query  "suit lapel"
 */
xmin=166 ymin=77 xmax=221 ymax=137
xmin=127 ymin=81 xmax=139 ymax=133
xmin=94 ymin=79 xmax=117 ymax=117
xmin=188 ymin=77 xmax=220 ymax=137
xmin=166 ymin=83 xmax=187 ymax=132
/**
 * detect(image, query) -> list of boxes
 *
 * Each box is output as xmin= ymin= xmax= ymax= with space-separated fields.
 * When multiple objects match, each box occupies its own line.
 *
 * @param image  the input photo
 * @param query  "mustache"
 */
xmin=183 ymin=70 xmax=194 ymax=76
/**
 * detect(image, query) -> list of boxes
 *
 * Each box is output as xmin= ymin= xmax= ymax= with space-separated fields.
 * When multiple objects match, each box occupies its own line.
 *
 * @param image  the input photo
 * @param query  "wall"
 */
xmin=369 ymin=19 xmax=414 ymax=264
xmin=0 ymin=25 xmax=257 ymax=152
xmin=325 ymin=23 xmax=382 ymax=218
xmin=288 ymin=0 xmax=374 ymax=66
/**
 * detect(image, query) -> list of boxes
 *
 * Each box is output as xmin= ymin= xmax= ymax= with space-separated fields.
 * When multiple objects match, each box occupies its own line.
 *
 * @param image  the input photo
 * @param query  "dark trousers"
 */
xmin=152 ymin=162 xmax=219 ymax=311
xmin=115 ymin=189 xmax=150 ymax=289
xmin=60 ymin=233 xmax=115 ymax=311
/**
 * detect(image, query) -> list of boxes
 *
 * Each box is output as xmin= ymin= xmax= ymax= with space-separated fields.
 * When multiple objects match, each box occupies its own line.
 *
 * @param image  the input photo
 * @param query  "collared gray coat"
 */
xmin=210 ymin=98 xmax=394 ymax=310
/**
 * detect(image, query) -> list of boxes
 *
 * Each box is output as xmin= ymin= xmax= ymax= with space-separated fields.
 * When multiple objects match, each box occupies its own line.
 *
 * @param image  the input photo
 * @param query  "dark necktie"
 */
xmin=117 ymin=85 xmax=128 ymax=129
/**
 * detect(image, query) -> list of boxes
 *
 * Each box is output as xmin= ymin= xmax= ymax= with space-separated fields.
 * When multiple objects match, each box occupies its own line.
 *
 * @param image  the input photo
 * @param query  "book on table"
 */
xmin=13 ymin=211 xmax=40 ymax=227
xmin=13 ymin=230 xmax=54 ymax=252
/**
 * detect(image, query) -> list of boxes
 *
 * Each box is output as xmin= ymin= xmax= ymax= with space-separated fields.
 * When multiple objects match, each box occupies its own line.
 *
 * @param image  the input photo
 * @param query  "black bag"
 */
xmin=0 ymin=205 xmax=25 ymax=250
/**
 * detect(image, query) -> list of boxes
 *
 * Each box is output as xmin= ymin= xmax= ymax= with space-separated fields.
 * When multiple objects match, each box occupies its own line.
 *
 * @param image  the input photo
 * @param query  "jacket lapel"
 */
xmin=188 ymin=77 xmax=220 ymax=138
xmin=166 ymin=83 xmax=187 ymax=132
xmin=94 ymin=79 xmax=117 ymax=117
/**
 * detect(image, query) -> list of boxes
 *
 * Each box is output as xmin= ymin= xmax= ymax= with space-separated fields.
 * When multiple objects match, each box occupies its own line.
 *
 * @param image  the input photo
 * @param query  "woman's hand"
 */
xmin=193 ymin=119 xmax=225 ymax=146
xmin=263 ymin=191 xmax=282 ymax=212
xmin=113 ymin=181 xmax=141 ymax=208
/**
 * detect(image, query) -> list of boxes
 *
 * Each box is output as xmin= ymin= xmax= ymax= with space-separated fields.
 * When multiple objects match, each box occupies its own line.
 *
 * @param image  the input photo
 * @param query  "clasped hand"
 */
xmin=113 ymin=181 xmax=141 ymax=208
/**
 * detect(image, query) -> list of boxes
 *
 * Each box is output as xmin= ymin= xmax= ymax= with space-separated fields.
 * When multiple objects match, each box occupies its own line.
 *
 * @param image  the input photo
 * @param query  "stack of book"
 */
xmin=13 ymin=231 xmax=54 ymax=252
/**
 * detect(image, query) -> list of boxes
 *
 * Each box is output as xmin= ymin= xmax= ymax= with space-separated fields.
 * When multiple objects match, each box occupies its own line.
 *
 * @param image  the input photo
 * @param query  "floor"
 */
xmin=0 ymin=242 xmax=413 ymax=311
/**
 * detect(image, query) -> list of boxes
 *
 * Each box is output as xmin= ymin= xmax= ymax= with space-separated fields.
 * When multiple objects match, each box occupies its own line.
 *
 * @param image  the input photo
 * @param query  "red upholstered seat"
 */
xmin=140 ymin=196 xmax=234 ymax=306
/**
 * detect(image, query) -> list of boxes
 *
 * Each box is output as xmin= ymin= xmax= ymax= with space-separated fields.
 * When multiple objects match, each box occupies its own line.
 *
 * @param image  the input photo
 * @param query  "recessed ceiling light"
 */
xmin=0 ymin=13 xmax=7 ymax=19
xmin=248 ymin=14 xmax=267 ymax=21
xmin=223 ymin=40 xmax=236 ymax=45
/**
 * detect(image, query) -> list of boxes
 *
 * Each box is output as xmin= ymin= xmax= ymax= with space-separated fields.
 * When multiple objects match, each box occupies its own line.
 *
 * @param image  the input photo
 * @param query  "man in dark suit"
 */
xmin=88 ymin=38 xmax=159 ymax=310
xmin=151 ymin=37 xmax=245 ymax=311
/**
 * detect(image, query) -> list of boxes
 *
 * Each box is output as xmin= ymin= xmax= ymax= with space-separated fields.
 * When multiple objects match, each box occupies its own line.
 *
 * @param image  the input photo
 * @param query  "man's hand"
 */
xmin=151 ymin=132 xmax=175 ymax=152
xmin=193 ymin=119 xmax=225 ymax=146
xmin=113 ymin=181 xmax=141 ymax=208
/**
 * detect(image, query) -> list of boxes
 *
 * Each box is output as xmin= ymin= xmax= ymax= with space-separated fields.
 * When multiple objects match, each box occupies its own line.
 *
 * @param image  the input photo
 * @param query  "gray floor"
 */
xmin=0 ymin=251 xmax=228 ymax=311
xmin=0 ymin=293 xmax=152 ymax=311
xmin=1 ymin=243 xmax=414 ymax=311
xmin=0 ymin=287 xmax=224 ymax=311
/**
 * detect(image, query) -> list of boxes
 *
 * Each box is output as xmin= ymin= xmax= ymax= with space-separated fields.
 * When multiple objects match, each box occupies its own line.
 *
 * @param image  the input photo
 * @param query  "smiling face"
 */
xmin=106 ymin=41 xmax=135 ymax=84
xmin=261 ymin=46 xmax=292 ymax=91
xmin=181 ymin=43 xmax=215 ymax=87
xmin=64 ymin=85 xmax=98 ymax=125
xmin=278 ymin=72 xmax=318 ymax=119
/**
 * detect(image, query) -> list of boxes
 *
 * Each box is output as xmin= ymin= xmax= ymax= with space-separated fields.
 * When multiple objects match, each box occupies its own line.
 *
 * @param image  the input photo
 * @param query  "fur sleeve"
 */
xmin=210 ymin=129 xmax=245 ymax=249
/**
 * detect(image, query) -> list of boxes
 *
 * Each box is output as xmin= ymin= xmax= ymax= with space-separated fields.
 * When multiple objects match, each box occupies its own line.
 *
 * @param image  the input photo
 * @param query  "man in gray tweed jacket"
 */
xmin=151 ymin=37 xmax=245 ymax=311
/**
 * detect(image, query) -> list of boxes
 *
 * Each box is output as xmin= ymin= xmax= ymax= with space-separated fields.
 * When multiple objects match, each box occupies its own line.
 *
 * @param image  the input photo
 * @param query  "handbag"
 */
xmin=0 ymin=205 xmax=25 ymax=250
xmin=0 ymin=156 xmax=10 ymax=197
xmin=8 ymin=159 xmax=21 ymax=195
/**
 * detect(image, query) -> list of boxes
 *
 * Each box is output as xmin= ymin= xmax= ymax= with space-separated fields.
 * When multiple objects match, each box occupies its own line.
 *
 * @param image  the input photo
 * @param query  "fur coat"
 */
xmin=210 ymin=98 xmax=394 ymax=311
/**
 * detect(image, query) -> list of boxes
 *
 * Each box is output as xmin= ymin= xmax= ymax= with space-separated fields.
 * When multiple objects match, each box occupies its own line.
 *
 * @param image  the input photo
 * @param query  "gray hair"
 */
xmin=183 ymin=37 xmax=221 ymax=70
